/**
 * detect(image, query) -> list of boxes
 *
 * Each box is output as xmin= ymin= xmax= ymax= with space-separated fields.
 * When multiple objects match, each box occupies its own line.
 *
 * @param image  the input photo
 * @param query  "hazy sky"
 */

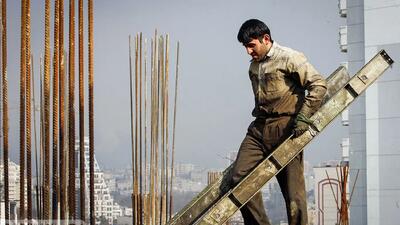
xmin=6 ymin=0 xmax=348 ymax=170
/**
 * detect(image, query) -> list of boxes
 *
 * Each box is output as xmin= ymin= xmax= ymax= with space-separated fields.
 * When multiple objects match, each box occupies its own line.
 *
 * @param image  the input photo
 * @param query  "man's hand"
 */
xmin=293 ymin=113 xmax=313 ymax=137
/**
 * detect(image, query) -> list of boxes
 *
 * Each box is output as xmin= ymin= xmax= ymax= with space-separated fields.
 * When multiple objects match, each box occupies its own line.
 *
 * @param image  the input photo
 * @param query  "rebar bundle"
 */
xmin=130 ymin=31 xmax=180 ymax=225
xmin=8 ymin=0 xmax=96 ymax=223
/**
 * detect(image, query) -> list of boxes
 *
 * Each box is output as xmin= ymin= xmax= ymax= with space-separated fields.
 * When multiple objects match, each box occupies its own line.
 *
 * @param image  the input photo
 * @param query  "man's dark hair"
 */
xmin=237 ymin=19 xmax=272 ymax=44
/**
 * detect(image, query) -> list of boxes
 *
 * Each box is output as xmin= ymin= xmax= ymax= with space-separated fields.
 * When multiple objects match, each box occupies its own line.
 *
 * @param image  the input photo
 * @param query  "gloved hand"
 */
xmin=293 ymin=113 xmax=313 ymax=137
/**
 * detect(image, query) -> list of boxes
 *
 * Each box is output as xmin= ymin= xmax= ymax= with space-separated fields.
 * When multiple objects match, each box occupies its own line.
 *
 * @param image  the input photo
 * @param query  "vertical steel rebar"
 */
xmin=52 ymin=0 xmax=60 ymax=220
xmin=88 ymin=0 xmax=95 ymax=224
xmin=68 ymin=0 xmax=76 ymax=219
xmin=165 ymin=34 xmax=170 ymax=221
xmin=169 ymin=41 xmax=180 ymax=218
xmin=78 ymin=0 xmax=85 ymax=222
xmin=159 ymin=35 xmax=165 ymax=225
xmin=1 ymin=0 xmax=9 ymax=223
xmin=19 ymin=0 xmax=27 ymax=221
xmin=39 ymin=54 xmax=44 ymax=220
xmin=37 ymin=54 xmax=46 ymax=220
xmin=150 ymin=38 xmax=155 ymax=225
xmin=58 ymin=0 xmax=67 ymax=219
xmin=25 ymin=0 xmax=33 ymax=221
xmin=144 ymin=38 xmax=148 ymax=225
xmin=139 ymin=32 xmax=143 ymax=225
xmin=42 ymin=0 xmax=51 ymax=220
xmin=129 ymin=35 xmax=135 ymax=225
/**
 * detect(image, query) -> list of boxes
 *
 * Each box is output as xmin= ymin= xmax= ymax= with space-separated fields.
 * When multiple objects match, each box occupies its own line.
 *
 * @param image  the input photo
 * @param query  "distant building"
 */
xmin=313 ymin=161 xmax=343 ymax=225
xmin=0 ymin=161 xmax=27 ymax=203
xmin=75 ymin=137 xmax=122 ymax=224
xmin=175 ymin=163 xmax=195 ymax=177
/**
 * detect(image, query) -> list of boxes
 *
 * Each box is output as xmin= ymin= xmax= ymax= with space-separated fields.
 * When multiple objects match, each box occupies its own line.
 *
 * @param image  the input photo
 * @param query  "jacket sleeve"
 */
xmin=287 ymin=52 xmax=327 ymax=117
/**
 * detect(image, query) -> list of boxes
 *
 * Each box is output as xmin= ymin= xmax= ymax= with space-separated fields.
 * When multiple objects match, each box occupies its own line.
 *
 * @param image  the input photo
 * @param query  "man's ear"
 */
xmin=263 ymin=34 xmax=271 ymax=44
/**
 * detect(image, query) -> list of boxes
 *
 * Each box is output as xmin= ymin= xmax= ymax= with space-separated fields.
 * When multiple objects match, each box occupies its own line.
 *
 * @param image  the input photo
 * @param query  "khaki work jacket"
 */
xmin=248 ymin=42 xmax=327 ymax=118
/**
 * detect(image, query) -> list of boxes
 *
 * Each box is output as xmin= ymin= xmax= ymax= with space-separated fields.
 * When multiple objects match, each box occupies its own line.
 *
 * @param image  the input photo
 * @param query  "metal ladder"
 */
xmin=168 ymin=50 xmax=393 ymax=225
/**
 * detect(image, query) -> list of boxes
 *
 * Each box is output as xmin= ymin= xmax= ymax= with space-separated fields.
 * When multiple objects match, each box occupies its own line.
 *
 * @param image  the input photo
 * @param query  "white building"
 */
xmin=75 ymin=137 xmax=121 ymax=224
xmin=0 ymin=161 xmax=25 ymax=203
xmin=313 ymin=161 xmax=342 ymax=225
xmin=339 ymin=0 xmax=400 ymax=224
xmin=0 ymin=161 xmax=27 ymax=224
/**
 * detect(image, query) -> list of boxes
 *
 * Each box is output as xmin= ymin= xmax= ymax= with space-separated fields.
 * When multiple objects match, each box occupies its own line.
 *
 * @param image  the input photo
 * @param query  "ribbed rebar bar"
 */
xmin=88 ymin=0 xmax=95 ymax=224
xmin=52 ymin=0 xmax=60 ymax=220
xmin=25 ymin=0 xmax=33 ymax=221
xmin=129 ymin=35 xmax=135 ymax=225
xmin=19 ymin=0 xmax=27 ymax=221
xmin=1 ymin=0 xmax=9 ymax=222
xmin=139 ymin=32 xmax=143 ymax=225
xmin=143 ymin=38 xmax=148 ymax=225
xmin=78 ymin=0 xmax=85 ymax=222
xmin=135 ymin=34 xmax=140 ymax=225
xmin=150 ymin=38 xmax=155 ymax=225
xmin=37 ymin=54 xmax=46 ymax=220
xmin=68 ymin=0 xmax=76 ymax=219
xmin=169 ymin=41 xmax=180 ymax=219
xmin=159 ymin=35 xmax=165 ymax=225
xmin=58 ymin=0 xmax=67 ymax=220
xmin=165 ymin=34 xmax=170 ymax=221
xmin=42 ymin=0 xmax=50 ymax=220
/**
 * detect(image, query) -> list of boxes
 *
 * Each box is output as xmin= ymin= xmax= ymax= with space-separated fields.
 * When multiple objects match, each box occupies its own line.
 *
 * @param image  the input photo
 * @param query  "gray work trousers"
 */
xmin=231 ymin=116 xmax=307 ymax=225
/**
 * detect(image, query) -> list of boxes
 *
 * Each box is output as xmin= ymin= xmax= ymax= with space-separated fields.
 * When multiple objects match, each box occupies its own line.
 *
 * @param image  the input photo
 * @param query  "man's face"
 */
xmin=243 ymin=35 xmax=270 ymax=61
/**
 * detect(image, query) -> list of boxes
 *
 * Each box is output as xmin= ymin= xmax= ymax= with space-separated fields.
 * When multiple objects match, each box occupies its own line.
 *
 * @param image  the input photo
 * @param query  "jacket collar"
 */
xmin=252 ymin=41 xmax=277 ymax=63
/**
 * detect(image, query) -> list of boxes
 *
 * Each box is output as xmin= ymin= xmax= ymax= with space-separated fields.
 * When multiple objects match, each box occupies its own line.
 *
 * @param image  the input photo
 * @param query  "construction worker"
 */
xmin=231 ymin=19 xmax=327 ymax=225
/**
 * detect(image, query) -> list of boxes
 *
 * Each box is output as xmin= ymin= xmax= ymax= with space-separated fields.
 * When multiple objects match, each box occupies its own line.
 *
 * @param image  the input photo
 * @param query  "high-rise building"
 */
xmin=338 ymin=0 xmax=400 ymax=224
xmin=75 ymin=137 xmax=122 ymax=224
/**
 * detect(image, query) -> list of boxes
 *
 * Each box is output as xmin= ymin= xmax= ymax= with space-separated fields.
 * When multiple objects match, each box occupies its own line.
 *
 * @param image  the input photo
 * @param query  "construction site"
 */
xmin=0 ymin=1 xmax=399 ymax=225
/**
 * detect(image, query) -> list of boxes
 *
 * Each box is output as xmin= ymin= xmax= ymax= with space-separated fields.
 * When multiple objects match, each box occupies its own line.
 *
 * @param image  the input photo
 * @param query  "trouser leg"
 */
xmin=276 ymin=152 xmax=308 ymax=225
xmin=231 ymin=121 xmax=270 ymax=225
xmin=262 ymin=116 xmax=308 ymax=225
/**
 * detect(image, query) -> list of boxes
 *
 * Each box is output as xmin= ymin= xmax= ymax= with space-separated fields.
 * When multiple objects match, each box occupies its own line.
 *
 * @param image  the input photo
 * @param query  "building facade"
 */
xmin=339 ymin=0 xmax=400 ymax=224
xmin=75 ymin=137 xmax=122 ymax=224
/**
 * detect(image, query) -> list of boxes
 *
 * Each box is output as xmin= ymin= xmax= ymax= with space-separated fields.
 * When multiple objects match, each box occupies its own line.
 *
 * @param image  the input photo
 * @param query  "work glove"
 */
xmin=293 ymin=113 xmax=313 ymax=138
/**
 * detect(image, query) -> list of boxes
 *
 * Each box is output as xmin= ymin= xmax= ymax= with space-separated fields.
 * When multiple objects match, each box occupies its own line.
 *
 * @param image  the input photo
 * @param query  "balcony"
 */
xmin=339 ymin=26 xmax=348 ymax=53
